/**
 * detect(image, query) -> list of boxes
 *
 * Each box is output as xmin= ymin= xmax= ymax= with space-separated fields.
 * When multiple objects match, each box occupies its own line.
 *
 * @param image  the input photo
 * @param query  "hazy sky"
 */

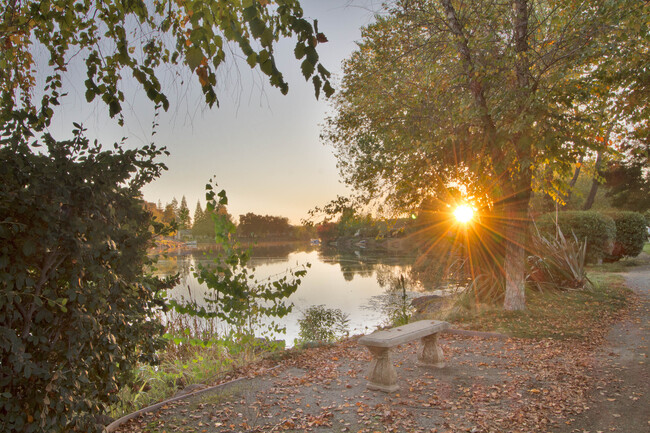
xmin=48 ymin=0 xmax=383 ymax=224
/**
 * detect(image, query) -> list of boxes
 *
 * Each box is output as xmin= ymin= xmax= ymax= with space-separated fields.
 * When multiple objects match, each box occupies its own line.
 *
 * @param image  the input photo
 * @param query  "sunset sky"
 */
xmin=48 ymin=0 xmax=382 ymax=224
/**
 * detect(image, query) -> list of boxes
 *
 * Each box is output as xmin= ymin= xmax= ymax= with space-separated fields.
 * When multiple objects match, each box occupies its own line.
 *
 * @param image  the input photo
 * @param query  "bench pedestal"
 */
xmin=365 ymin=346 xmax=399 ymax=392
xmin=359 ymin=320 xmax=450 ymax=393
xmin=416 ymin=333 xmax=445 ymax=368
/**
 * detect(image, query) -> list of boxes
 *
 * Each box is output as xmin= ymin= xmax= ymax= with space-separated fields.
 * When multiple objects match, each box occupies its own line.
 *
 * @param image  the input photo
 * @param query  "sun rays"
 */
xmin=453 ymin=204 xmax=475 ymax=224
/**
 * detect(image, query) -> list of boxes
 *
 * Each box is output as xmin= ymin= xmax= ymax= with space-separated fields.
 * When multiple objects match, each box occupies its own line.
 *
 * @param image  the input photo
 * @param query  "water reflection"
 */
xmin=154 ymin=246 xmax=430 ymax=345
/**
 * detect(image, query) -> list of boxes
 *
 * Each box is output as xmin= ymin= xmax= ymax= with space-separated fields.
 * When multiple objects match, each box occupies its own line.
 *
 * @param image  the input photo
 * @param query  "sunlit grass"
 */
xmin=108 ymin=313 xmax=282 ymax=419
xmin=445 ymin=274 xmax=632 ymax=340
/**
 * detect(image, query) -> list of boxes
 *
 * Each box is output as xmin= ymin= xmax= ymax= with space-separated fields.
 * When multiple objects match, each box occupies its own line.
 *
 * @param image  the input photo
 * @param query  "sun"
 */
xmin=453 ymin=204 xmax=474 ymax=224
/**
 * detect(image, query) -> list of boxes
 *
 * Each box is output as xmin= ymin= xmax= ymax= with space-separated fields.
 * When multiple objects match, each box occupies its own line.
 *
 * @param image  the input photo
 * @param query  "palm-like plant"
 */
xmin=528 ymin=224 xmax=592 ymax=291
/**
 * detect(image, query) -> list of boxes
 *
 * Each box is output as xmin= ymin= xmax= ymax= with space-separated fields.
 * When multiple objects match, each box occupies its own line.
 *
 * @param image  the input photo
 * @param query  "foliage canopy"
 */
xmin=323 ymin=0 xmax=648 ymax=309
xmin=1 ymin=0 xmax=334 ymax=137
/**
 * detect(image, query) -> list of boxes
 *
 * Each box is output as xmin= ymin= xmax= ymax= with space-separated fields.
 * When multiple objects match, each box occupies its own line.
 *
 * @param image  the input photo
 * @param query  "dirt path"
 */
xmin=115 ymin=259 xmax=650 ymax=433
xmin=557 ymin=261 xmax=650 ymax=433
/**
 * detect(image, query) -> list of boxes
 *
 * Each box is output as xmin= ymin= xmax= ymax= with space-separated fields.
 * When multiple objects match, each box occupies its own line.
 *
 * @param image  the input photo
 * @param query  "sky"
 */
xmin=47 ymin=0 xmax=384 ymax=224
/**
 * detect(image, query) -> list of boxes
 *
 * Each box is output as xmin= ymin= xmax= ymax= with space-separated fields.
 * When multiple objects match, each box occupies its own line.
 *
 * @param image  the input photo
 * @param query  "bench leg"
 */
xmin=417 ymin=333 xmax=445 ymax=368
xmin=365 ymin=346 xmax=399 ymax=392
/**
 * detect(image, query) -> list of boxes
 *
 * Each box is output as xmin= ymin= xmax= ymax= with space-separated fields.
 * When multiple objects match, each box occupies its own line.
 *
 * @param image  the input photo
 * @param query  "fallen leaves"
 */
xmin=114 ymin=320 xmax=635 ymax=433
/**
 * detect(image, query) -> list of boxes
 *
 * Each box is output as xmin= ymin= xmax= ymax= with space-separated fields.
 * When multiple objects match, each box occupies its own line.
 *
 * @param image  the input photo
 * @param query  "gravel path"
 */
xmin=558 ymin=258 xmax=650 ymax=433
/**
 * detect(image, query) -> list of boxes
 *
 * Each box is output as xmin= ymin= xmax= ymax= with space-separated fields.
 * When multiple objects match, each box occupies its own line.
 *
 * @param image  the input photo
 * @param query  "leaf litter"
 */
xmin=115 ymin=302 xmax=635 ymax=433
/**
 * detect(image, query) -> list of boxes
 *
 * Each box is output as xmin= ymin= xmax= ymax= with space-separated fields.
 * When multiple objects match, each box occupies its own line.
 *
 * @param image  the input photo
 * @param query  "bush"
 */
xmin=604 ymin=211 xmax=647 ymax=261
xmin=297 ymin=305 xmax=349 ymax=344
xmin=528 ymin=224 xmax=591 ymax=291
xmin=0 ymin=130 xmax=175 ymax=432
xmin=536 ymin=211 xmax=616 ymax=263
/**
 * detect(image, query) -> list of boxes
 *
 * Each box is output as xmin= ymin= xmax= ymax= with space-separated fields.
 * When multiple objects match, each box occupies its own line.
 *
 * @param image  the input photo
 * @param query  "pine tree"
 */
xmin=178 ymin=196 xmax=190 ymax=229
xmin=193 ymin=200 xmax=204 ymax=227
xmin=170 ymin=197 xmax=179 ymax=220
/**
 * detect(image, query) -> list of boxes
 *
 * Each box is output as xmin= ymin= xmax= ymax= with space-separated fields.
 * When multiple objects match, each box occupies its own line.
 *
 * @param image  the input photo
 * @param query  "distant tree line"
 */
xmin=238 ymin=212 xmax=291 ymax=238
xmin=145 ymin=196 xmax=191 ymax=230
xmin=146 ymin=198 xmax=316 ymax=241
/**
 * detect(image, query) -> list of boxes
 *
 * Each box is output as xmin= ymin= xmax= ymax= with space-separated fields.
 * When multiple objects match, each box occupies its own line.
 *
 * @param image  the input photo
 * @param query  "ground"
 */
xmin=560 ymin=260 xmax=649 ymax=433
xmin=113 ymin=259 xmax=649 ymax=433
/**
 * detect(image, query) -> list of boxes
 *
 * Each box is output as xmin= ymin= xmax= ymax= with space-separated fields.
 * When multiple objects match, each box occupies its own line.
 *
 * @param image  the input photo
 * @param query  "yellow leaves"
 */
xmin=9 ymin=34 xmax=23 ymax=46
xmin=259 ymin=0 xmax=270 ymax=5
xmin=197 ymin=65 xmax=209 ymax=86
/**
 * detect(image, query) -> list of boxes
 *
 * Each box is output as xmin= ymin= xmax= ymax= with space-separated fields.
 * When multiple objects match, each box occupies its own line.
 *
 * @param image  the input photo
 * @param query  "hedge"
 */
xmin=536 ymin=211 xmax=616 ymax=263
xmin=605 ymin=211 xmax=647 ymax=261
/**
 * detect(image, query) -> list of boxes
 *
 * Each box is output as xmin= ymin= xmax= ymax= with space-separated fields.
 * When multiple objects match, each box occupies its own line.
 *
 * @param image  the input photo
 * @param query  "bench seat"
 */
xmin=358 ymin=320 xmax=450 ymax=392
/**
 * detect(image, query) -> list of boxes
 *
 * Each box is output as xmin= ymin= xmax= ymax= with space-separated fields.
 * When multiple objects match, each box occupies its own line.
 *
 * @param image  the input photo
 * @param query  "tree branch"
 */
xmin=438 ymin=0 xmax=497 ymax=148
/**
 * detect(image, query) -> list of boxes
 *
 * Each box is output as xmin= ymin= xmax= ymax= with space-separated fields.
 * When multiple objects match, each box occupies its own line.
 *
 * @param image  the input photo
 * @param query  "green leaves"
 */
xmin=301 ymin=59 xmax=315 ymax=80
xmin=0 ymin=130 xmax=175 ymax=432
xmin=174 ymin=180 xmax=307 ymax=340
xmin=2 ymin=0 xmax=335 ymax=135
xmin=185 ymin=47 xmax=204 ymax=70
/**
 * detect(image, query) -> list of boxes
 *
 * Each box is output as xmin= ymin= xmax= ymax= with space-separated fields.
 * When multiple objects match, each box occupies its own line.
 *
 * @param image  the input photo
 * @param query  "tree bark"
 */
xmin=583 ymin=150 xmax=602 ymax=210
xmin=502 ymin=182 xmax=532 ymax=311
xmin=503 ymin=221 xmax=528 ymax=311
xmin=563 ymin=155 xmax=584 ymax=206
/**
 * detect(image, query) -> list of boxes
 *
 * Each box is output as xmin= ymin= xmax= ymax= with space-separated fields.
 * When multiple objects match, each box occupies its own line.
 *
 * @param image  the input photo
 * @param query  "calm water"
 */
xmin=155 ymin=245 xmax=435 ymax=346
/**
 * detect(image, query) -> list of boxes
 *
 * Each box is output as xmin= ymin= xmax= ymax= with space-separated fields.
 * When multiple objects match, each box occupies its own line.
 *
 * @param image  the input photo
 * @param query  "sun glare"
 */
xmin=453 ymin=204 xmax=474 ymax=224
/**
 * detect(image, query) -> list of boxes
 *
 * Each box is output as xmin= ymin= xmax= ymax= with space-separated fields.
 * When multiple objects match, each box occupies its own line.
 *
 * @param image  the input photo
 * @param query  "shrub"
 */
xmin=172 ymin=183 xmax=306 ymax=342
xmin=297 ymin=305 xmax=349 ymax=344
xmin=604 ymin=211 xmax=647 ymax=261
xmin=0 ymin=130 xmax=175 ymax=432
xmin=536 ymin=211 xmax=616 ymax=263
xmin=528 ymin=224 xmax=591 ymax=291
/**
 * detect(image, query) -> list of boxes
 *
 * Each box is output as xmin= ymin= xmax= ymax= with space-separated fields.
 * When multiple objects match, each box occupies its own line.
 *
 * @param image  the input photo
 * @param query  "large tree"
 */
xmin=324 ymin=0 xmax=646 ymax=309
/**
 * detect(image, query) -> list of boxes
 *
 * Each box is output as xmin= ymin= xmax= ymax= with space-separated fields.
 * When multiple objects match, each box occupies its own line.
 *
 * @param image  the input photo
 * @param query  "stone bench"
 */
xmin=358 ymin=320 xmax=450 ymax=392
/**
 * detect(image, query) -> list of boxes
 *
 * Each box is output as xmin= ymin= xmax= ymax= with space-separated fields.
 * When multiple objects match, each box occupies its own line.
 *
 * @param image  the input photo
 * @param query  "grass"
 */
xmin=445 ymin=273 xmax=632 ymax=340
xmin=108 ymin=313 xmax=282 ymax=420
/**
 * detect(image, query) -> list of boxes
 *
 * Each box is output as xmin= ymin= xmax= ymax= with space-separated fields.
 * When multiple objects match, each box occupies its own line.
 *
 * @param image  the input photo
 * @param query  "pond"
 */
xmin=154 ymin=245 xmax=445 ymax=346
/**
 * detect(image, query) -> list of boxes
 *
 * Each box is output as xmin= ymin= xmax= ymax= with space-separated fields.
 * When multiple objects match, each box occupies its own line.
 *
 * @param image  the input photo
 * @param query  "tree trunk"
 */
xmin=583 ymin=150 xmax=602 ymax=210
xmin=502 ymin=203 xmax=529 ymax=311
xmin=563 ymin=155 xmax=584 ymax=207
xmin=504 ymin=1 xmax=532 ymax=311
xmin=502 ymin=183 xmax=532 ymax=311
